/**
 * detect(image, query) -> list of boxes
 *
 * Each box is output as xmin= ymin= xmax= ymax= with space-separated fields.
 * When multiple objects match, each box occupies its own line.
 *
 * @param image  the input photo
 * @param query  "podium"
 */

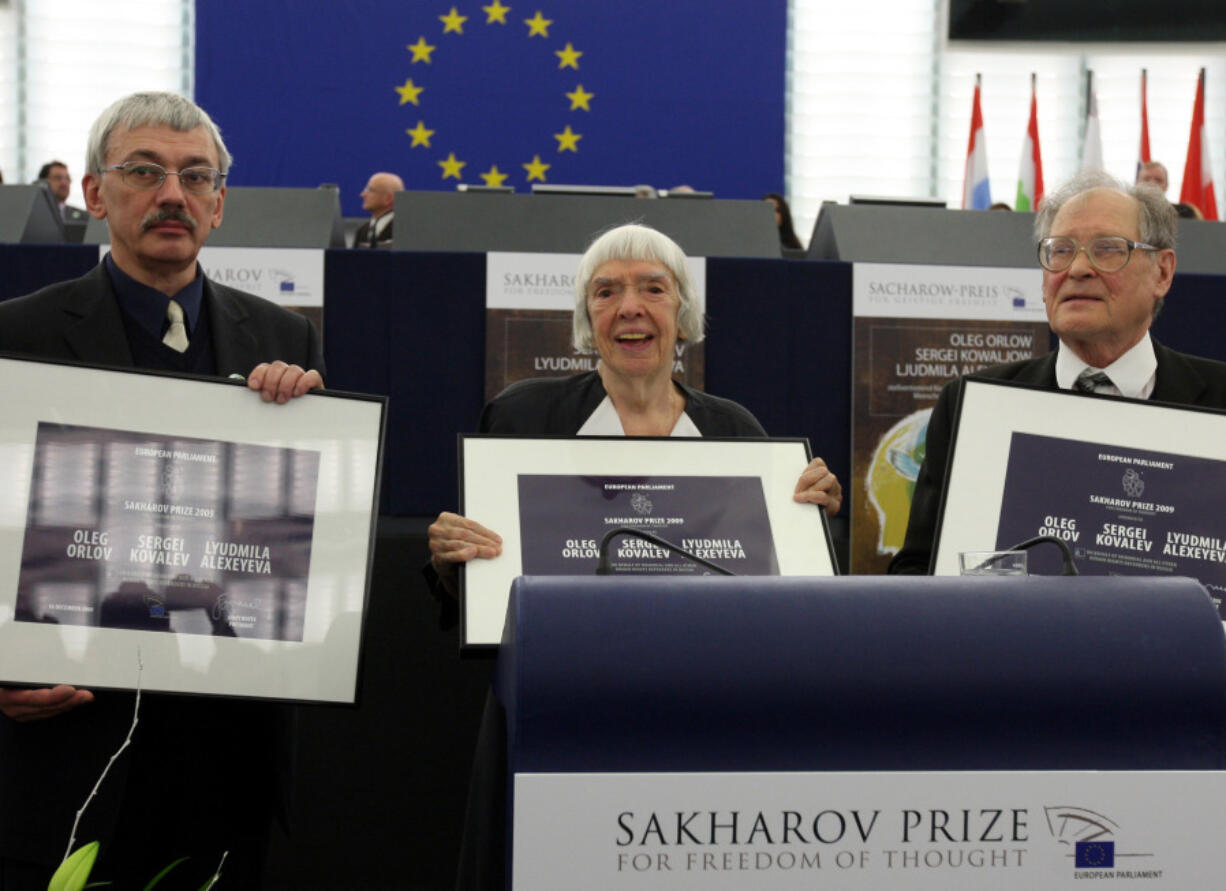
xmin=488 ymin=575 xmax=1226 ymax=888
xmin=392 ymin=190 xmax=779 ymax=257
xmin=0 ymin=184 xmax=64 ymax=244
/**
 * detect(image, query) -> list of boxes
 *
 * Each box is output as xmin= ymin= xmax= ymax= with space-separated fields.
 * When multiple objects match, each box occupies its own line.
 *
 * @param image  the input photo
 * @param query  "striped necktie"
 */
xmin=1073 ymin=369 xmax=1112 ymax=393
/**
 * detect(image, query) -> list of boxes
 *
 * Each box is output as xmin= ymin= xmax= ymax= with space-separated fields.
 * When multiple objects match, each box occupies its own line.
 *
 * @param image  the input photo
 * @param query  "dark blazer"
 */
xmin=0 ymin=262 xmax=322 ymax=873
xmin=480 ymin=370 xmax=767 ymax=436
xmin=353 ymin=213 xmax=393 ymax=249
xmin=0 ymin=261 xmax=323 ymax=375
xmin=889 ymin=340 xmax=1226 ymax=574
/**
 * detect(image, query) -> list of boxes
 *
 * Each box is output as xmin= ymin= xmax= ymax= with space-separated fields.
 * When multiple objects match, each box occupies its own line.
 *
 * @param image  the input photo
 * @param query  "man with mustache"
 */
xmin=0 ymin=92 xmax=322 ymax=887
xmin=890 ymin=170 xmax=1226 ymax=574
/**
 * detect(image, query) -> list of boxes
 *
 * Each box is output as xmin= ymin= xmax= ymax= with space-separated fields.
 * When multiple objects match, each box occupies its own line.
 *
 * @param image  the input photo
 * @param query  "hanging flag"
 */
xmin=1137 ymin=68 xmax=1151 ymax=179
xmin=1180 ymin=68 xmax=1219 ymax=220
xmin=1081 ymin=72 xmax=1104 ymax=171
xmin=1016 ymin=74 xmax=1044 ymax=212
xmin=963 ymin=74 xmax=991 ymax=210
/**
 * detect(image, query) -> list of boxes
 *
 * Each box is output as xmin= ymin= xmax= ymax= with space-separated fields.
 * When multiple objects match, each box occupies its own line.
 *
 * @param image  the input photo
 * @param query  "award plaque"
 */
xmin=459 ymin=435 xmax=837 ymax=648
xmin=0 ymin=354 xmax=385 ymax=702
xmin=934 ymin=377 xmax=1226 ymax=617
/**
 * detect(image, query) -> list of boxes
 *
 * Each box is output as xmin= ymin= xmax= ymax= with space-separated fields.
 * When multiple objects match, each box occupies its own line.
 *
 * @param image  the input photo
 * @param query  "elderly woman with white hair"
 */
xmin=428 ymin=223 xmax=840 ymax=592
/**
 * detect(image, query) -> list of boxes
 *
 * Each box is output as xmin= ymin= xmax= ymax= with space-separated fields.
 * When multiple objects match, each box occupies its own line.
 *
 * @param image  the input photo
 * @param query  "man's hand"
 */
xmin=247 ymin=361 xmax=324 ymax=404
xmin=0 ymin=685 xmax=94 ymax=722
xmin=428 ymin=512 xmax=503 ymax=598
xmin=792 ymin=456 xmax=843 ymax=516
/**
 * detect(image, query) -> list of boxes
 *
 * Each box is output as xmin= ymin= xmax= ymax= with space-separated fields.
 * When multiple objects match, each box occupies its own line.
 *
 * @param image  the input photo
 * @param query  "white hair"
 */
xmin=572 ymin=224 xmax=704 ymax=351
xmin=86 ymin=91 xmax=232 ymax=175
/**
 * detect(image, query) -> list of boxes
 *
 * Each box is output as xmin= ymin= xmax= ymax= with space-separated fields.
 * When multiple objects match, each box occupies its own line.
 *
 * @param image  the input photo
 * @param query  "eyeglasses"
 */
xmin=103 ymin=161 xmax=225 ymax=194
xmin=1037 ymin=236 xmax=1159 ymax=273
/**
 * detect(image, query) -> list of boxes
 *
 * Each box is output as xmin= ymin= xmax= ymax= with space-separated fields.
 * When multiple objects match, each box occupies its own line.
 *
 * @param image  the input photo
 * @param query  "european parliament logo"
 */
xmin=1074 ymin=840 xmax=1115 ymax=869
xmin=393 ymin=4 xmax=596 ymax=189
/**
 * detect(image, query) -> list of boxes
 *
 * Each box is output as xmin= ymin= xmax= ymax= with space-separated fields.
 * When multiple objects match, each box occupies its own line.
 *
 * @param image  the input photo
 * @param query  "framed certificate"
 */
xmin=0 ymin=354 xmax=386 ymax=703
xmin=934 ymin=377 xmax=1226 ymax=616
xmin=459 ymin=435 xmax=837 ymax=648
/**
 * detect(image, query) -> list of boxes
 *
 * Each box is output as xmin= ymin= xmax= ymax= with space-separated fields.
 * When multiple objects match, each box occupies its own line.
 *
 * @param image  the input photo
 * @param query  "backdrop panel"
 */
xmin=195 ymin=1 xmax=786 ymax=215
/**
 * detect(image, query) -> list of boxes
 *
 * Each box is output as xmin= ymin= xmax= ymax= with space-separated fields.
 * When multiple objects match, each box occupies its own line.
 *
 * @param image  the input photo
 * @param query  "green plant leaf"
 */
xmin=141 ymin=857 xmax=187 ymax=891
xmin=47 ymin=841 xmax=99 ymax=891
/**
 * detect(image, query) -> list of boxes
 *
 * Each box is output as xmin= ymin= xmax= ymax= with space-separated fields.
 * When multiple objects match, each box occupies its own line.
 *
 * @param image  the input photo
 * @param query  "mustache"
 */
xmin=140 ymin=207 xmax=197 ymax=232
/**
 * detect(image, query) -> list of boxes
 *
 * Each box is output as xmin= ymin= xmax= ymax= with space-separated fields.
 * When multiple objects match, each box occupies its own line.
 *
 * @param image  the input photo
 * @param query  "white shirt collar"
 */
xmin=1054 ymin=331 xmax=1157 ymax=399
xmin=372 ymin=210 xmax=394 ymax=236
xmin=576 ymin=395 xmax=701 ymax=437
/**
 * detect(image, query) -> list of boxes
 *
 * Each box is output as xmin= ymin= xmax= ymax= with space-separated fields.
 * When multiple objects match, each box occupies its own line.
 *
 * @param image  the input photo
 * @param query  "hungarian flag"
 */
xmin=962 ymin=75 xmax=991 ymax=209
xmin=1016 ymin=75 xmax=1044 ymax=212
xmin=1180 ymin=68 xmax=1219 ymax=220
xmin=1137 ymin=69 xmax=1151 ymax=179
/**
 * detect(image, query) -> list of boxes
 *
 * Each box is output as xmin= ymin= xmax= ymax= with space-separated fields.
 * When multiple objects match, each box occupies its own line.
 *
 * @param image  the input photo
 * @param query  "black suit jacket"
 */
xmin=889 ymin=340 xmax=1226 ymax=574
xmin=0 ymin=261 xmax=323 ymax=375
xmin=0 ymin=262 xmax=322 ymax=868
xmin=353 ymin=213 xmax=393 ymax=249
xmin=479 ymin=370 xmax=767 ymax=436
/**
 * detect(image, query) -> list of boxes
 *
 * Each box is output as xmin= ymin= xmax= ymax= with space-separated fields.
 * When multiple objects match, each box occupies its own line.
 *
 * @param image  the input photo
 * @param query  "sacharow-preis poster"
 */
xmin=850 ymin=262 xmax=1047 ymax=573
xmin=16 ymin=422 xmax=319 ymax=641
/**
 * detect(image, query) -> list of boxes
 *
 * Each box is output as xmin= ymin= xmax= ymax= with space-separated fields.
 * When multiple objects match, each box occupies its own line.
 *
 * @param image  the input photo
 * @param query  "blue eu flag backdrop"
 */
xmin=196 ymin=1 xmax=786 ymax=215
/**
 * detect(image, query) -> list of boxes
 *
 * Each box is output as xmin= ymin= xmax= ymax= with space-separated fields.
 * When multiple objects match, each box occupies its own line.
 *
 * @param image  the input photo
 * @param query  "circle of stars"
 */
xmin=396 ymin=5 xmax=594 ymax=187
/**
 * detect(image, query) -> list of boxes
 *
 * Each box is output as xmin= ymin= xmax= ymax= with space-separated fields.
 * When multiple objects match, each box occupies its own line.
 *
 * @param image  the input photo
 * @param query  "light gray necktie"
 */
xmin=1073 ymin=369 xmax=1112 ymax=393
xmin=163 ymin=299 xmax=189 ymax=353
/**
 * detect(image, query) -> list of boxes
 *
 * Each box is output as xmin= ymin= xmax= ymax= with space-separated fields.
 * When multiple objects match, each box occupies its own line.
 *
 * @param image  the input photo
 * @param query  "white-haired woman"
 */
xmin=429 ymin=223 xmax=840 ymax=593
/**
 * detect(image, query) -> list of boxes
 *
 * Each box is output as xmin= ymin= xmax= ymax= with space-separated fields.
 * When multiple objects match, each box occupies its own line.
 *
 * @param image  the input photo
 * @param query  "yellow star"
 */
xmin=554 ymin=125 xmax=581 ymax=153
xmin=524 ymin=10 xmax=552 ymax=37
xmin=407 ymin=36 xmax=436 ymax=63
xmin=440 ymin=6 xmax=468 ymax=33
xmin=565 ymin=84 xmax=594 ymax=111
xmin=480 ymin=165 xmax=509 ymax=187
xmin=555 ymin=42 xmax=582 ymax=70
xmin=522 ymin=154 xmax=551 ymax=182
xmin=483 ymin=0 xmax=511 ymax=23
xmin=395 ymin=78 xmax=424 ymax=106
xmin=406 ymin=121 xmax=435 ymax=148
xmin=438 ymin=152 xmax=467 ymax=180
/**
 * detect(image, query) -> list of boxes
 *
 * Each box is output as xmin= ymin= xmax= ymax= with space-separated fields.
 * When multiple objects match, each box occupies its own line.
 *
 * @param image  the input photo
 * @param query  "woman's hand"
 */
xmin=792 ymin=456 xmax=842 ymax=516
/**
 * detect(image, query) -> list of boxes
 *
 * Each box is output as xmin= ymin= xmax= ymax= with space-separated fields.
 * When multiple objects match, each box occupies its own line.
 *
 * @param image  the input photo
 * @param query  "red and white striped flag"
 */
xmin=1016 ymin=74 xmax=1044 ymax=212
xmin=1180 ymin=68 xmax=1218 ymax=220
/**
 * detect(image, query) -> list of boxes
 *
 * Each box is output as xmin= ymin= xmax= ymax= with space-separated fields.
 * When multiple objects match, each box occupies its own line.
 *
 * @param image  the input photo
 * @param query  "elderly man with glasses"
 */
xmin=889 ymin=170 xmax=1226 ymax=574
xmin=0 ymin=92 xmax=322 ymax=887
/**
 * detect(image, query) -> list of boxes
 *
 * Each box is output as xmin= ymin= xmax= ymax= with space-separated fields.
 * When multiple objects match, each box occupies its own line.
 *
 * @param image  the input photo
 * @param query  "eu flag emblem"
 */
xmin=279 ymin=280 xmax=295 ymax=293
xmin=1012 ymin=297 xmax=1026 ymax=307
xmin=1074 ymin=841 xmax=1115 ymax=868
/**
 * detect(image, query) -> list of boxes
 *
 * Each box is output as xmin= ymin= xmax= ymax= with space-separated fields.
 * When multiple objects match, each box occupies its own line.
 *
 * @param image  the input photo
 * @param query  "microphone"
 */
xmin=998 ymin=534 xmax=1080 ymax=576
xmin=596 ymin=527 xmax=736 ymax=576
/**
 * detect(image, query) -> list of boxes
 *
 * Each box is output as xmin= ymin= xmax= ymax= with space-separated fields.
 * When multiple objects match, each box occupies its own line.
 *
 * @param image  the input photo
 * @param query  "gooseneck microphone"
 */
xmin=999 ymin=534 xmax=1081 ymax=576
xmin=595 ymin=527 xmax=736 ymax=576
